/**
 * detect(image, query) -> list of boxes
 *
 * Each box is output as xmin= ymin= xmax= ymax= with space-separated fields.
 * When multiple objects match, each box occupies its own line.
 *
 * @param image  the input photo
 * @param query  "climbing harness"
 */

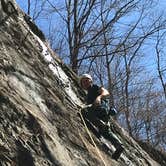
xmin=78 ymin=105 xmax=109 ymax=166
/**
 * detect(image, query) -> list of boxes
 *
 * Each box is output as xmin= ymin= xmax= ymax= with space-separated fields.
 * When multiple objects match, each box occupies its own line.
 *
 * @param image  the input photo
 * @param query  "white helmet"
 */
xmin=80 ymin=74 xmax=93 ymax=82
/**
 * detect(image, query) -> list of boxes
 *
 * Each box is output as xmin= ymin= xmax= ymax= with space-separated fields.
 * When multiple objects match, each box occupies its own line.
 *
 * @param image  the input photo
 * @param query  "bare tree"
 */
xmin=27 ymin=0 xmax=30 ymax=15
xmin=25 ymin=0 xmax=47 ymax=20
xmin=45 ymin=0 xmax=139 ymax=73
xmin=155 ymin=31 xmax=166 ymax=99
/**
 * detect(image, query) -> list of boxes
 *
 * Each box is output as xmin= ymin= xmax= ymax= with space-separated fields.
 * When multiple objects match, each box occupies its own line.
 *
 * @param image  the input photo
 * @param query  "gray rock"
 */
xmin=0 ymin=0 xmax=165 ymax=166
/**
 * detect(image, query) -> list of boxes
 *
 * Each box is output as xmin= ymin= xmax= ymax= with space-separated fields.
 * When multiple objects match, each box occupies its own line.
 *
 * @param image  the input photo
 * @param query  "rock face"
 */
xmin=0 ymin=0 xmax=166 ymax=166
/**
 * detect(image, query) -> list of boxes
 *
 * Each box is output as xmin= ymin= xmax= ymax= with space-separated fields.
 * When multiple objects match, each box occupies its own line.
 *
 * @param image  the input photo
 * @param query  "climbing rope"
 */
xmin=78 ymin=106 xmax=108 ymax=166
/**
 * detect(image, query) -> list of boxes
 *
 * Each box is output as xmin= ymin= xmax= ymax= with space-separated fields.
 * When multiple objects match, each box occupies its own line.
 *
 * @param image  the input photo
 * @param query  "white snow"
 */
xmin=35 ymin=35 xmax=82 ymax=106
xmin=37 ymin=38 xmax=53 ymax=63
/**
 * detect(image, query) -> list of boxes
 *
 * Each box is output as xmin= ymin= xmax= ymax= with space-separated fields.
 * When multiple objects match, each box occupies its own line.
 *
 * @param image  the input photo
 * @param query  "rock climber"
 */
xmin=80 ymin=73 xmax=124 ymax=160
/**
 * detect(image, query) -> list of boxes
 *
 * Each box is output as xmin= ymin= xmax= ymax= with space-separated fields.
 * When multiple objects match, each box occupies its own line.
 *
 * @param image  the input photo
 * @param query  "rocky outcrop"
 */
xmin=0 ymin=0 xmax=165 ymax=165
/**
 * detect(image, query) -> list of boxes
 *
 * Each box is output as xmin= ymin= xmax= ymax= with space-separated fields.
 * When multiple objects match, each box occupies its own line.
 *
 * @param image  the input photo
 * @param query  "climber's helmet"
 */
xmin=80 ymin=74 xmax=93 ymax=90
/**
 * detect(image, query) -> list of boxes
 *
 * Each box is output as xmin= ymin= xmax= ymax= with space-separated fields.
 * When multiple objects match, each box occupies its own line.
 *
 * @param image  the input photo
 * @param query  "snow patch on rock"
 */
xmin=36 ymin=36 xmax=82 ymax=107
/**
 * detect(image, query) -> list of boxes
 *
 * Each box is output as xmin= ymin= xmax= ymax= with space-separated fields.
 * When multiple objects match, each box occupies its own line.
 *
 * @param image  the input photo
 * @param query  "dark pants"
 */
xmin=81 ymin=107 xmax=124 ymax=160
